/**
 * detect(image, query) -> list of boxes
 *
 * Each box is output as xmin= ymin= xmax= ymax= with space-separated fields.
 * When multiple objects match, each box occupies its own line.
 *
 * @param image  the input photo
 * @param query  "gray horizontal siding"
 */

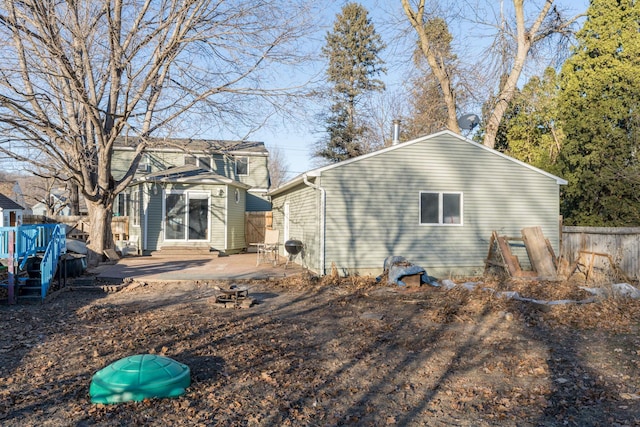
xmin=271 ymin=183 xmax=320 ymax=272
xmin=144 ymin=185 xmax=162 ymax=251
xmin=319 ymin=135 xmax=561 ymax=276
xmin=225 ymin=187 xmax=246 ymax=252
xmin=112 ymin=148 xmax=270 ymax=190
xmin=147 ymin=184 xmax=228 ymax=251
xmin=236 ymin=156 xmax=270 ymax=189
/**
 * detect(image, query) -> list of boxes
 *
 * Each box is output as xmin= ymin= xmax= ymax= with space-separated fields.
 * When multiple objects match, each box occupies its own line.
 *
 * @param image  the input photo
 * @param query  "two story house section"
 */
xmin=112 ymin=138 xmax=271 ymax=255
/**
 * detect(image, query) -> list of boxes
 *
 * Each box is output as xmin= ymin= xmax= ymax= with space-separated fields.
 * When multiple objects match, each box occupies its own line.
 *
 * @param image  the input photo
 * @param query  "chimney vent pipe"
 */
xmin=392 ymin=119 xmax=401 ymax=145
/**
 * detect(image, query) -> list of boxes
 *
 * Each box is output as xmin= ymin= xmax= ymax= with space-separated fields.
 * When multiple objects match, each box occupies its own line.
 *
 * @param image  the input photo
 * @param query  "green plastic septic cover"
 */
xmin=90 ymin=354 xmax=190 ymax=404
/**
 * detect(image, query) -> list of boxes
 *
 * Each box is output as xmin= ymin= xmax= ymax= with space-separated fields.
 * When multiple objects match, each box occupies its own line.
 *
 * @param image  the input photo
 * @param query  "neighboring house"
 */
xmin=31 ymin=192 xmax=71 ymax=217
xmin=112 ymin=138 xmax=270 ymax=254
xmin=0 ymin=181 xmax=26 ymax=212
xmin=0 ymin=193 xmax=24 ymax=226
xmin=268 ymin=130 xmax=568 ymax=277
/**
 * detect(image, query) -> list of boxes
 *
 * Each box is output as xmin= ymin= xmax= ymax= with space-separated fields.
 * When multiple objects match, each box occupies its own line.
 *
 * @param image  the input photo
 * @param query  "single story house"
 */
xmin=268 ymin=130 xmax=567 ymax=277
xmin=0 ymin=193 xmax=24 ymax=227
xmin=0 ymin=181 xmax=26 ymax=213
xmin=31 ymin=192 xmax=71 ymax=217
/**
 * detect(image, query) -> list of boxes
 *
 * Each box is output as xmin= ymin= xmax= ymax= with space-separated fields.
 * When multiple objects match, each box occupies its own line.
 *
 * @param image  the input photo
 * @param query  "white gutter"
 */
xmin=303 ymin=173 xmax=326 ymax=275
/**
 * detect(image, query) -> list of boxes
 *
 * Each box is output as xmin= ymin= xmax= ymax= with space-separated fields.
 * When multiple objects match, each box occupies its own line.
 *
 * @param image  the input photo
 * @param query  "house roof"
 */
xmin=115 ymin=137 xmax=268 ymax=155
xmin=269 ymin=130 xmax=568 ymax=196
xmin=0 ymin=193 xmax=24 ymax=210
xmin=133 ymin=165 xmax=251 ymax=189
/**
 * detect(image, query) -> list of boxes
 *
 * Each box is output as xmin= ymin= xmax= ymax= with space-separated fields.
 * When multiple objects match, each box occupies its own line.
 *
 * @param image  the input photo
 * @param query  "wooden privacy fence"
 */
xmin=22 ymin=214 xmax=129 ymax=242
xmin=245 ymin=211 xmax=272 ymax=250
xmin=561 ymin=227 xmax=640 ymax=281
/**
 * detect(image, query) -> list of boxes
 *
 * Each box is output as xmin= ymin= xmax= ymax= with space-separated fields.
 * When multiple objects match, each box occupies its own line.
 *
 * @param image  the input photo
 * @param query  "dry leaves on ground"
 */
xmin=0 ymin=274 xmax=639 ymax=426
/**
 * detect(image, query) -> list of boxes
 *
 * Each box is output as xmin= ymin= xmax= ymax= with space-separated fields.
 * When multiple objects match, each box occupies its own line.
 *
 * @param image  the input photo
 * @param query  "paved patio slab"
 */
xmin=89 ymin=253 xmax=304 ymax=282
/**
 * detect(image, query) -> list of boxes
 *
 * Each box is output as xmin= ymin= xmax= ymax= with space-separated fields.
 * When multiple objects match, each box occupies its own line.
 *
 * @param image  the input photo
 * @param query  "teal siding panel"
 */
xmin=319 ymin=135 xmax=562 ymax=276
xmin=246 ymin=192 xmax=272 ymax=212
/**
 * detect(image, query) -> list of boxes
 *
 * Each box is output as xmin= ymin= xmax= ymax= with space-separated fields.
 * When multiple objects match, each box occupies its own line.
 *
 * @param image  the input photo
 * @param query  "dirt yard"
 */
xmin=0 ymin=273 xmax=639 ymax=426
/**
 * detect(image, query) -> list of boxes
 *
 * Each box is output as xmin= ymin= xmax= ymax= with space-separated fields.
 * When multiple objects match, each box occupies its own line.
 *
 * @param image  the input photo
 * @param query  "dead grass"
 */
xmin=1 ymin=274 xmax=639 ymax=426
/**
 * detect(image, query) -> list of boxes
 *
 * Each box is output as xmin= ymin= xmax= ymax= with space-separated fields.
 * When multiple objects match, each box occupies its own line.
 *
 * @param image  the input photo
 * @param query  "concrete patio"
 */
xmin=88 ymin=253 xmax=306 ymax=283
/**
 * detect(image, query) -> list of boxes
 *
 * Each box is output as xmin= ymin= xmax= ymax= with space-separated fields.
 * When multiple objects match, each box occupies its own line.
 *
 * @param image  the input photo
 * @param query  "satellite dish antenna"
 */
xmin=457 ymin=113 xmax=480 ymax=131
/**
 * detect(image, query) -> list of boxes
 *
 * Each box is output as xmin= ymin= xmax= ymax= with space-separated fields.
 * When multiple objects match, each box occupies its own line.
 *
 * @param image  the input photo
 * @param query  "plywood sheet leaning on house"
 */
xmin=521 ymin=226 xmax=557 ymax=280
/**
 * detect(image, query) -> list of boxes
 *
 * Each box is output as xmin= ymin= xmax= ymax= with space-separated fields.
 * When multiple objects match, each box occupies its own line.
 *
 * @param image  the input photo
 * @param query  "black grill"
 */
xmin=284 ymin=240 xmax=303 ymax=256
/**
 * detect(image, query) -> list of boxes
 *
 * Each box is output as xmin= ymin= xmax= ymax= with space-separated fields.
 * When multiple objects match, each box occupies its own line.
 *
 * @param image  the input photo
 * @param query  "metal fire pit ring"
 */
xmin=215 ymin=285 xmax=249 ymax=307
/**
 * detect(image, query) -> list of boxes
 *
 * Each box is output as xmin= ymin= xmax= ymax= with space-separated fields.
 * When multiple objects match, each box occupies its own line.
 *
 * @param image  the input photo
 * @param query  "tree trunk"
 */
xmin=85 ymin=201 xmax=113 ymax=267
xmin=401 ymin=0 xmax=460 ymax=134
xmin=69 ymin=183 xmax=80 ymax=216
xmin=482 ymin=0 xmax=554 ymax=149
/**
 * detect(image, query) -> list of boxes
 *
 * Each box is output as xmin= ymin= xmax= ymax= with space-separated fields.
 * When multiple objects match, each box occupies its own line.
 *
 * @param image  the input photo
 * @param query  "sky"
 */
xmin=244 ymin=0 xmax=590 ymax=181
xmin=0 ymin=0 xmax=589 ymax=179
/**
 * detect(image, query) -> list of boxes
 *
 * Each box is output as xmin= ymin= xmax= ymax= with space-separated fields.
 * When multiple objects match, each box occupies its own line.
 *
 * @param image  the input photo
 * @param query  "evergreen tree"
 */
xmin=558 ymin=0 xmax=640 ymax=226
xmin=497 ymin=68 xmax=564 ymax=174
xmin=317 ymin=2 xmax=386 ymax=163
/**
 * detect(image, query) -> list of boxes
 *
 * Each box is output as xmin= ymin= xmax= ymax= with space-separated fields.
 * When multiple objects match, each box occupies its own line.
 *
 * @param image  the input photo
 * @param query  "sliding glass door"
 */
xmin=164 ymin=191 xmax=210 ymax=241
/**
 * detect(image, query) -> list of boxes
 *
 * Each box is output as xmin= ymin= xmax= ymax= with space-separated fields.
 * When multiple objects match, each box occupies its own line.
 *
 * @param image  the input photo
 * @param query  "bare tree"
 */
xmin=19 ymin=174 xmax=70 ymax=217
xmin=401 ymin=1 xmax=459 ymax=133
xmin=401 ymin=0 xmax=579 ymax=148
xmin=267 ymin=145 xmax=289 ymax=189
xmin=359 ymin=89 xmax=408 ymax=149
xmin=0 ymin=0 xmax=313 ymax=265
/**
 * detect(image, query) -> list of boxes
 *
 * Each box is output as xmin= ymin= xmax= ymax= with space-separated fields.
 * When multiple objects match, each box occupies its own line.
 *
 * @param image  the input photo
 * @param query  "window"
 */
xmin=235 ymin=156 xmax=248 ymax=176
xmin=198 ymin=156 xmax=211 ymax=170
xmin=131 ymin=189 xmax=140 ymax=226
xmin=184 ymin=155 xmax=211 ymax=170
xmin=114 ymin=193 xmax=128 ymax=217
xmin=420 ymin=192 xmax=462 ymax=225
xmin=164 ymin=191 xmax=210 ymax=241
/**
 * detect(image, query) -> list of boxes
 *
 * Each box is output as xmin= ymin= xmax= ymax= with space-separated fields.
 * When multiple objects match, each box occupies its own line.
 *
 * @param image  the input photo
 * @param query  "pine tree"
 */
xmin=497 ymin=68 xmax=564 ymax=173
xmin=317 ymin=2 xmax=386 ymax=163
xmin=558 ymin=0 xmax=640 ymax=226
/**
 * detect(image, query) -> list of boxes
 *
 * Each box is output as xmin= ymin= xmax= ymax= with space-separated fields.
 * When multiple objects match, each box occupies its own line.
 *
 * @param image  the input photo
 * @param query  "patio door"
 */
xmin=164 ymin=191 xmax=210 ymax=241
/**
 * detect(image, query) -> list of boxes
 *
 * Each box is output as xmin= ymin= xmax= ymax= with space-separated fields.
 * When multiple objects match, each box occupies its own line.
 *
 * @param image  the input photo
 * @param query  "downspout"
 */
xmin=144 ymin=183 xmax=149 ymax=254
xmin=303 ymin=173 xmax=326 ymax=275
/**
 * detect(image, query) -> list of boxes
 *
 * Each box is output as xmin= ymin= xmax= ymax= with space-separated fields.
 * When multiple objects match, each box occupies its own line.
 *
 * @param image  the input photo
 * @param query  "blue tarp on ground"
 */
xmin=377 ymin=256 xmax=437 ymax=287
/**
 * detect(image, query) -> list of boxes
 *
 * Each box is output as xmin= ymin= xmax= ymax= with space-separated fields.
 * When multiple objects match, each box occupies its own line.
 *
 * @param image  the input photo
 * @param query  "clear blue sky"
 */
xmin=0 ymin=1 xmax=589 ymax=179
xmin=246 ymin=0 xmax=590 ymax=181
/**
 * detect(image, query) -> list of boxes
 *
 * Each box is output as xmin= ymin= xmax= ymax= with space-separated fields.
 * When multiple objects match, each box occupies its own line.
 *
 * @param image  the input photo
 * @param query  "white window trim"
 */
xmin=419 ymin=191 xmax=463 ymax=226
xmin=162 ymin=190 xmax=211 ymax=241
